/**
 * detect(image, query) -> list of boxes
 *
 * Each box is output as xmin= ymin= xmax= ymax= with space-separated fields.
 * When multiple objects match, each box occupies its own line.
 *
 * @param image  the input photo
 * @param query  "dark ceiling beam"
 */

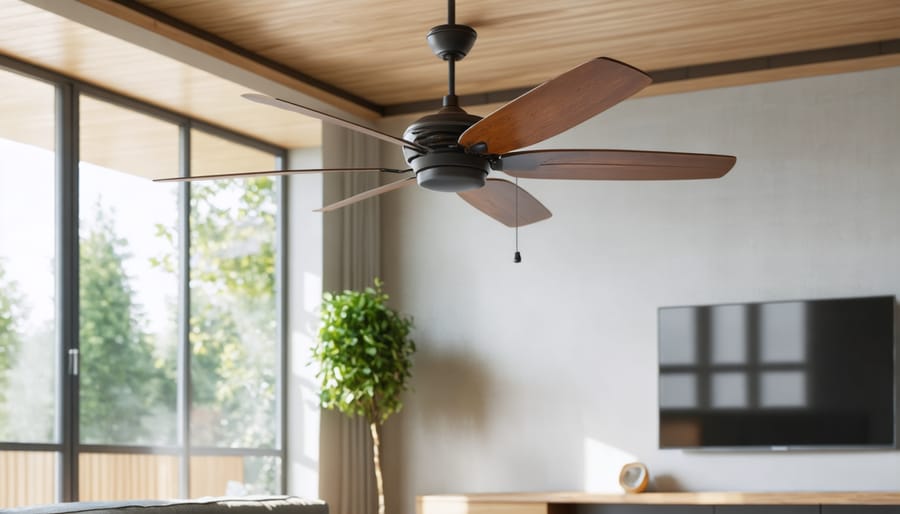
xmin=384 ymin=38 xmax=900 ymax=117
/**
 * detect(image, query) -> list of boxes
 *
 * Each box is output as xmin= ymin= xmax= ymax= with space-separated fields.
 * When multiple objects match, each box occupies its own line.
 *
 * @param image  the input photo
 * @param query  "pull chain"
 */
xmin=514 ymin=178 xmax=522 ymax=263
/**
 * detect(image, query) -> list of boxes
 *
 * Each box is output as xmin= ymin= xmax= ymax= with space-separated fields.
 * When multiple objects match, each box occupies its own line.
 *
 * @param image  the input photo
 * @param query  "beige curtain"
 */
xmin=318 ymin=123 xmax=381 ymax=514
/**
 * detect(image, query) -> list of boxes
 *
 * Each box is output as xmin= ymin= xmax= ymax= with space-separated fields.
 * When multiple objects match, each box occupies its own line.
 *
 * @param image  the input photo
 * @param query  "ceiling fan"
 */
xmin=157 ymin=0 xmax=736 ymax=229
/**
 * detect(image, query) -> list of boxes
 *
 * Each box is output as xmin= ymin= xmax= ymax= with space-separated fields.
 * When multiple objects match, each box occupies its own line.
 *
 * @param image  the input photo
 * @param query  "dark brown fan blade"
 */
xmin=458 ymin=58 xmax=651 ymax=155
xmin=153 ymin=168 xmax=407 ymax=183
xmin=316 ymin=176 xmax=418 ymax=212
xmin=243 ymin=93 xmax=428 ymax=153
xmin=458 ymin=178 xmax=551 ymax=227
xmin=498 ymin=150 xmax=736 ymax=180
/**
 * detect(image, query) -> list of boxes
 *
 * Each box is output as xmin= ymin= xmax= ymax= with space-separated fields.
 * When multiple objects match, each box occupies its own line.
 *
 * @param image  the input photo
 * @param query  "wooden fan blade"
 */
xmin=153 ymin=168 xmax=408 ymax=183
xmin=458 ymin=58 xmax=651 ymax=155
xmin=243 ymin=93 xmax=428 ymax=153
xmin=316 ymin=176 xmax=418 ymax=212
xmin=458 ymin=178 xmax=551 ymax=227
xmin=499 ymin=149 xmax=736 ymax=180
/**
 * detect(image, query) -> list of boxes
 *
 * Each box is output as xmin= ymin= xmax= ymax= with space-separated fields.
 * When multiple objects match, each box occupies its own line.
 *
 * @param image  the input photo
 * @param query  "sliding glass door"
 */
xmin=77 ymin=94 xmax=181 ymax=501
xmin=0 ymin=66 xmax=60 ymax=510
xmin=0 ymin=58 xmax=287 ymax=508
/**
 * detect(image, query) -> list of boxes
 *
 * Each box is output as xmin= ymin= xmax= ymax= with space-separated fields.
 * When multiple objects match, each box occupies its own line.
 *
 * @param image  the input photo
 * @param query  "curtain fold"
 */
xmin=317 ymin=123 xmax=381 ymax=514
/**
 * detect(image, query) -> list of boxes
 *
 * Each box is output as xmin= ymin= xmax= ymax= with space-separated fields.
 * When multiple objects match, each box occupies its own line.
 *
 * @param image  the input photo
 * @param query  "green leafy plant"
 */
xmin=312 ymin=278 xmax=415 ymax=514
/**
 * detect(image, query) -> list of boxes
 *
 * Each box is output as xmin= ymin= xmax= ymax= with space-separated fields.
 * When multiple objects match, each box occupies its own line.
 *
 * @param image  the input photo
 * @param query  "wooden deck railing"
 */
xmin=0 ymin=451 xmax=55 ymax=508
xmin=0 ymin=450 xmax=244 ymax=508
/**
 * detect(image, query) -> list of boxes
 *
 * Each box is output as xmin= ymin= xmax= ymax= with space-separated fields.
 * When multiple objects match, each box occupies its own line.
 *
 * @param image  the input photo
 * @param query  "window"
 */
xmin=188 ymin=129 xmax=282 ymax=495
xmin=77 ymin=95 xmax=181 ymax=500
xmin=0 ymin=59 xmax=286 ymax=507
xmin=0 ymin=66 xmax=59 ymax=510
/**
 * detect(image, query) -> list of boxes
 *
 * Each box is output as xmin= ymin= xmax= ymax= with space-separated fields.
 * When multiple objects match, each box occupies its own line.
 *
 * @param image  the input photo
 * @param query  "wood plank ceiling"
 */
xmin=0 ymin=0 xmax=321 ymax=150
xmin=133 ymin=0 xmax=900 ymax=109
xmin=1 ymin=0 xmax=899 ymax=151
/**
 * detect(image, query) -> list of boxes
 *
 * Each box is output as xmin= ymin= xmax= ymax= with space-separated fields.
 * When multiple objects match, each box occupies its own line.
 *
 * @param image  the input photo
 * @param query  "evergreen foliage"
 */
xmin=79 ymin=206 xmax=173 ymax=444
xmin=0 ymin=262 xmax=23 ymax=428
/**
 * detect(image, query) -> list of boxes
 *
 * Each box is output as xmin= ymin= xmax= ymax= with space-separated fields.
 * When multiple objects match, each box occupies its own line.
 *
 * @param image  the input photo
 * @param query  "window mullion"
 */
xmin=276 ymin=151 xmax=288 ymax=494
xmin=55 ymin=80 xmax=79 ymax=503
xmin=177 ymin=123 xmax=192 ymax=498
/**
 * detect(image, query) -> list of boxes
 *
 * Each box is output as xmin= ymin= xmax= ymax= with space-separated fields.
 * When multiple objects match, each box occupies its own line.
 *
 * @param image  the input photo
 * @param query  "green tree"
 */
xmin=154 ymin=176 xmax=279 ymax=490
xmin=187 ymin=178 xmax=277 ymax=449
xmin=79 ymin=205 xmax=173 ymax=444
xmin=312 ymin=279 xmax=416 ymax=514
xmin=0 ymin=262 xmax=57 ymax=443
xmin=0 ymin=260 xmax=24 ymax=430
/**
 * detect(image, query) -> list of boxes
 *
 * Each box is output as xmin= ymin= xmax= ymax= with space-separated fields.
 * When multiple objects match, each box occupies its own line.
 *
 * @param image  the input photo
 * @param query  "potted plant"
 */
xmin=312 ymin=278 xmax=415 ymax=514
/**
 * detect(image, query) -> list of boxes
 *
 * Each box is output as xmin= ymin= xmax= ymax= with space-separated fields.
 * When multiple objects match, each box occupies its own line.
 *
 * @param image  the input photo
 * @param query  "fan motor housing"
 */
xmin=403 ymin=106 xmax=489 ymax=192
xmin=413 ymin=151 xmax=489 ymax=192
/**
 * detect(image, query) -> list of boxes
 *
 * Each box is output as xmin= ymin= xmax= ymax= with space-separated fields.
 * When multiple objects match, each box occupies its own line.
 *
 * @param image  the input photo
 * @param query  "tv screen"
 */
xmin=658 ymin=295 xmax=896 ymax=449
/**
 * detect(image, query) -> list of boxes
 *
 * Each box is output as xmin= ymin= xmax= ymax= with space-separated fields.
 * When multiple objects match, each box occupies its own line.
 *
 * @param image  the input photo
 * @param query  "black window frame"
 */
xmin=0 ymin=53 xmax=288 ymax=502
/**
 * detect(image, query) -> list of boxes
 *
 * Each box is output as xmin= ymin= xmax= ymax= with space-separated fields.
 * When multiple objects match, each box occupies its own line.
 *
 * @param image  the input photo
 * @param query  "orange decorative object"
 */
xmin=618 ymin=462 xmax=649 ymax=493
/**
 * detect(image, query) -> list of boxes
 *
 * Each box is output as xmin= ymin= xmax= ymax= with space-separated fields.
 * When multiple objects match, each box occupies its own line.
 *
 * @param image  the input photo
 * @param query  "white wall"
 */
xmin=378 ymin=66 xmax=900 ymax=514
xmin=287 ymin=147 xmax=325 ymax=499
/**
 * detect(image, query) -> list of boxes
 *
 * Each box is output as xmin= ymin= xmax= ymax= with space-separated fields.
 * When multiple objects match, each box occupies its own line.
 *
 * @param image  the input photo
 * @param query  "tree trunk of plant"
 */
xmin=370 ymin=421 xmax=385 ymax=514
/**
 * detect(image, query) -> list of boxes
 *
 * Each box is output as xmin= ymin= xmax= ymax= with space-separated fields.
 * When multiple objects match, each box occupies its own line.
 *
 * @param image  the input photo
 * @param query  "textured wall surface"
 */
xmin=378 ymin=66 xmax=900 ymax=514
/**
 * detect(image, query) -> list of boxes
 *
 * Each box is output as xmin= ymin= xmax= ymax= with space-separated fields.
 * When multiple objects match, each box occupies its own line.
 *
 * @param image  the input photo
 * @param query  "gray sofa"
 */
xmin=4 ymin=496 xmax=327 ymax=514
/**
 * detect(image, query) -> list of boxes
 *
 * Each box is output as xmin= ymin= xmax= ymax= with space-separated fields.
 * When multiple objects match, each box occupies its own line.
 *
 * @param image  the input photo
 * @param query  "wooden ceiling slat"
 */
xmin=131 ymin=0 xmax=900 ymax=105
xmin=2 ymin=0 xmax=899 ymax=147
xmin=0 ymin=1 xmax=321 ymax=150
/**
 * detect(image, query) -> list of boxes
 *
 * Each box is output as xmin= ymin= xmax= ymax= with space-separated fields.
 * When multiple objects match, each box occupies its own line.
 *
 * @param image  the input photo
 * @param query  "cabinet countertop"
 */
xmin=418 ymin=492 xmax=900 ymax=505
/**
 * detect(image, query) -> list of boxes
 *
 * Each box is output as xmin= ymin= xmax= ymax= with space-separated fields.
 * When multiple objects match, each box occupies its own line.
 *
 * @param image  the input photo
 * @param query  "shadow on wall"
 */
xmin=383 ymin=344 xmax=492 ymax=514
xmin=413 ymin=347 xmax=492 ymax=432
xmin=652 ymin=474 xmax=686 ymax=492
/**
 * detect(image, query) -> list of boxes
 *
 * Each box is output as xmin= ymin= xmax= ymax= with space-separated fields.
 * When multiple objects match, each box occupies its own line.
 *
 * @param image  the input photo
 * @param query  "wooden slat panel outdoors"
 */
xmin=0 ymin=451 xmax=56 ymax=509
xmin=0 ymin=452 xmax=250 ymax=506
xmin=78 ymin=453 xmax=179 ymax=501
xmin=189 ymin=455 xmax=244 ymax=498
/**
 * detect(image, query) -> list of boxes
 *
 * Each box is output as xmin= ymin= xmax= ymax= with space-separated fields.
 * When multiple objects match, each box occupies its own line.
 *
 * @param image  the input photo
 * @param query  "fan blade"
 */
xmin=458 ymin=58 xmax=651 ymax=155
xmin=458 ymin=178 xmax=551 ymax=227
xmin=499 ymin=150 xmax=736 ymax=180
xmin=243 ymin=93 xmax=428 ymax=153
xmin=153 ymin=168 xmax=407 ymax=183
xmin=316 ymin=176 xmax=418 ymax=212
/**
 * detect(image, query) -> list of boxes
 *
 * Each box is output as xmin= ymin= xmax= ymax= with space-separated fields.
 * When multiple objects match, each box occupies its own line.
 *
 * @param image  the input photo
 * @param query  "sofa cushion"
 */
xmin=6 ymin=496 xmax=328 ymax=514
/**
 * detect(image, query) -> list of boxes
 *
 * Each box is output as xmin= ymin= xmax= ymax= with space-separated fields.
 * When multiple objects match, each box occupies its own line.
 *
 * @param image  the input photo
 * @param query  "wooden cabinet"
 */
xmin=822 ymin=508 xmax=900 ymax=514
xmin=572 ymin=506 xmax=713 ymax=514
xmin=715 ymin=507 xmax=818 ymax=514
xmin=419 ymin=493 xmax=900 ymax=514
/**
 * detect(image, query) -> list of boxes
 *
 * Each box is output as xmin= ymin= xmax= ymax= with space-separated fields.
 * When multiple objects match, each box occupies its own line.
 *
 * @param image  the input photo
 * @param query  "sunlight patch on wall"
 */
xmin=583 ymin=438 xmax=637 ymax=493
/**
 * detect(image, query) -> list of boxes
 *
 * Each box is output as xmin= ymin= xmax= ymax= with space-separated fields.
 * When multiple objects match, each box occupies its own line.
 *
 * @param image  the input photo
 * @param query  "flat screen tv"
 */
xmin=658 ymin=295 xmax=896 ymax=449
